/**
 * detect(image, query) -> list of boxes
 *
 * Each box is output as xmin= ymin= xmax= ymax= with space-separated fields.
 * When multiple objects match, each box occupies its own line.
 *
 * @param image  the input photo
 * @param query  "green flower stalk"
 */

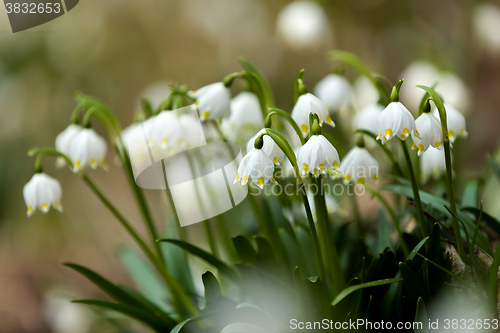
xmin=417 ymin=85 xmax=465 ymax=259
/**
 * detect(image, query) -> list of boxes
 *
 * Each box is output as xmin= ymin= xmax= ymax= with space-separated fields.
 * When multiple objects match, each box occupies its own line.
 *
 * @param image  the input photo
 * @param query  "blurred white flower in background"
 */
xmin=314 ymin=74 xmax=353 ymax=115
xmin=399 ymin=62 xmax=470 ymax=113
xmin=194 ymin=82 xmax=231 ymax=121
xmin=55 ymin=124 xmax=81 ymax=167
xmin=221 ymin=92 xmax=264 ymax=146
xmin=339 ymin=146 xmax=379 ymax=186
xmin=352 ymin=103 xmax=384 ymax=135
xmin=179 ymin=113 xmax=207 ymax=149
xmin=136 ymin=81 xmax=171 ymax=111
xmin=68 ymin=128 xmax=108 ymax=172
xmin=473 ymin=3 xmax=500 ymax=54
xmin=292 ymin=93 xmax=335 ymax=137
xmin=23 ymin=173 xmax=63 ymax=216
xmin=420 ymin=146 xmax=447 ymax=184
xmin=276 ymin=1 xmax=331 ymax=52
xmin=246 ymin=129 xmax=284 ymax=165
xmin=143 ymin=111 xmax=181 ymax=151
xmin=353 ymin=75 xmax=379 ymax=109
xmin=43 ymin=289 xmax=92 ymax=333
xmin=432 ymin=103 xmax=468 ymax=144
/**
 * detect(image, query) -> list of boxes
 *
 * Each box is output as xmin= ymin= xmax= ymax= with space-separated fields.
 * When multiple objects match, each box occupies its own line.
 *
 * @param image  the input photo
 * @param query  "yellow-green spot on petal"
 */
xmin=235 ymin=173 xmax=240 ymax=181
xmin=28 ymin=206 xmax=33 ymax=214
xmin=418 ymin=143 xmax=424 ymax=152
xmin=257 ymin=177 xmax=264 ymax=187
xmin=412 ymin=143 xmax=417 ymax=149
xmin=301 ymin=124 xmax=308 ymax=134
xmin=326 ymin=115 xmax=333 ymax=124
xmin=75 ymin=160 xmax=81 ymax=168
xmin=357 ymin=177 xmax=365 ymax=186
xmin=403 ymin=128 xmax=409 ymax=135
xmin=435 ymin=141 xmax=441 ymax=148
xmin=344 ymin=174 xmax=351 ymax=181
xmin=377 ymin=133 xmax=382 ymax=139
xmin=162 ymin=138 xmax=168 ymax=145
xmin=42 ymin=203 xmax=48 ymax=211
xmin=272 ymin=176 xmax=277 ymax=183
xmin=302 ymin=163 xmax=309 ymax=173
xmin=90 ymin=158 xmax=96 ymax=166
xmin=373 ymin=174 xmax=379 ymax=182
xmin=385 ymin=128 xmax=393 ymax=138
xmin=332 ymin=160 xmax=339 ymax=170
xmin=319 ymin=164 xmax=325 ymax=172
xmin=314 ymin=168 xmax=320 ymax=176
xmin=202 ymin=111 xmax=210 ymax=119
xmin=273 ymin=157 xmax=278 ymax=165
xmin=415 ymin=130 xmax=420 ymax=137
xmin=242 ymin=175 xmax=248 ymax=184
xmin=448 ymin=130 xmax=455 ymax=139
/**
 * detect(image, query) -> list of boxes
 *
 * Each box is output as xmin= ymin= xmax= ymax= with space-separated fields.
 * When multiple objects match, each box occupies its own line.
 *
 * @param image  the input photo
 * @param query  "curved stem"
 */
xmin=401 ymin=140 xmax=429 ymax=238
xmin=266 ymin=108 xmax=305 ymax=145
xmin=417 ymin=85 xmax=466 ymax=259
xmin=365 ymin=185 xmax=409 ymax=257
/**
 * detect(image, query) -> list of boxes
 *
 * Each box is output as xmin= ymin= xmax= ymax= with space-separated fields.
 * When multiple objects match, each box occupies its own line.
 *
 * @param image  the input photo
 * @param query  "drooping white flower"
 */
xmin=292 ymin=93 xmax=335 ymax=137
xmin=68 ymin=128 xmax=108 ymax=172
xmin=178 ymin=113 xmax=206 ymax=149
xmin=420 ymin=146 xmax=447 ymax=184
xmin=143 ymin=110 xmax=181 ymax=152
xmin=432 ymin=104 xmax=467 ymax=143
xmin=193 ymin=82 xmax=231 ymax=121
xmin=411 ymin=112 xmax=442 ymax=156
xmin=276 ymin=1 xmax=330 ymax=52
xmin=221 ymin=92 xmax=264 ymax=144
xmin=339 ymin=146 xmax=379 ymax=186
xmin=55 ymin=124 xmax=81 ymax=167
xmin=353 ymin=75 xmax=379 ymax=109
xmin=352 ymin=103 xmax=384 ymax=134
xmin=376 ymin=102 xmax=416 ymax=144
xmin=297 ymin=135 xmax=340 ymax=177
xmin=314 ymin=74 xmax=352 ymax=113
xmin=473 ymin=4 xmax=500 ymax=54
xmin=23 ymin=173 xmax=63 ymax=216
xmin=234 ymin=148 xmax=276 ymax=189
xmin=246 ymin=129 xmax=284 ymax=165
xmin=307 ymin=192 xmax=345 ymax=217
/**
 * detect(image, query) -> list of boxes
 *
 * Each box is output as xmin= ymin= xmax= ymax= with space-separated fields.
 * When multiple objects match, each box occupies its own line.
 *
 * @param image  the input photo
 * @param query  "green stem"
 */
xmin=122 ymin=149 xmax=166 ymax=264
xmin=81 ymin=174 xmax=198 ymax=316
xmin=417 ymin=85 xmax=466 ymax=259
xmin=349 ymin=185 xmax=364 ymax=236
xmin=401 ymin=141 xmax=429 ymax=238
xmin=313 ymin=177 xmax=345 ymax=295
xmin=365 ymin=185 xmax=409 ymax=258
xmin=266 ymin=108 xmax=305 ymax=145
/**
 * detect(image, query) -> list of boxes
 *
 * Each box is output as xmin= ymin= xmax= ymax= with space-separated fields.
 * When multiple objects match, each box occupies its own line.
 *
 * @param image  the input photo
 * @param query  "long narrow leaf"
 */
xmin=331 ymin=278 xmax=403 ymax=305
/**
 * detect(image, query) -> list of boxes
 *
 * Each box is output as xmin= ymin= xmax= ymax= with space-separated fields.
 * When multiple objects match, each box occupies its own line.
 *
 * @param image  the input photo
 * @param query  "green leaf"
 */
xmin=72 ymin=300 xmax=172 ymax=332
xmin=238 ymin=57 xmax=275 ymax=108
xmin=488 ymin=155 xmax=500 ymax=181
xmin=399 ymin=262 xmax=430 ymax=301
xmin=255 ymin=236 xmax=276 ymax=267
xmin=221 ymin=323 xmax=270 ymax=333
xmin=202 ymin=271 xmax=222 ymax=304
xmin=331 ymin=278 xmax=403 ymax=305
xmin=64 ymin=263 xmax=144 ymax=308
xmin=426 ymin=223 xmax=441 ymax=262
xmin=232 ymin=236 xmax=257 ymax=264
xmin=116 ymin=246 xmax=172 ymax=312
xmin=157 ymin=239 xmax=240 ymax=282
xmin=461 ymin=179 xmax=481 ymax=207
xmin=462 ymin=206 xmax=500 ymax=235
xmin=489 ymin=242 xmax=500 ymax=304
xmin=415 ymin=298 xmax=429 ymax=333
xmin=408 ymin=237 xmax=428 ymax=260
xmin=377 ymin=208 xmax=392 ymax=253
xmin=382 ymin=183 xmax=492 ymax=254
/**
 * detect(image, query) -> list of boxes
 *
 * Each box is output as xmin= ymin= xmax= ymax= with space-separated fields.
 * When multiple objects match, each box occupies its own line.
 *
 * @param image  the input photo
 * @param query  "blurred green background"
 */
xmin=1 ymin=0 xmax=500 ymax=331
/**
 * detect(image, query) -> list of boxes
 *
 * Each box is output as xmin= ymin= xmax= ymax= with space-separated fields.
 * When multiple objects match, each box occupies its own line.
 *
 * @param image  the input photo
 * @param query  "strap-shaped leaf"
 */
xmin=462 ymin=206 xmax=500 ymax=235
xmin=400 ymin=262 xmax=430 ymax=301
xmin=157 ymin=239 xmax=240 ymax=282
xmin=331 ymin=278 xmax=403 ymax=305
xmin=232 ymin=236 xmax=257 ymax=264
xmin=202 ymin=271 xmax=222 ymax=304
xmin=72 ymin=300 xmax=172 ymax=332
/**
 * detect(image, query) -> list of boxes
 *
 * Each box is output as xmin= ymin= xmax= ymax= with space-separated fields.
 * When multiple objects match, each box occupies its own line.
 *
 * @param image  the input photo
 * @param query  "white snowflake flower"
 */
xmin=339 ymin=146 xmax=379 ymax=187
xmin=246 ymin=129 xmax=284 ymax=165
xmin=432 ymin=103 xmax=467 ymax=143
xmin=297 ymin=135 xmax=340 ymax=177
xmin=376 ymin=102 xmax=416 ymax=144
xmin=193 ymin=82 xmax=231 ymax=121
xmin=55 ymin=124 xmax=81 ymax=167
xmin=234 ymin=148 xmax=276 ymax=189
xmin=411 ymin=112 xmax=442 ymax=156
xmin=292 ymin=93 xmax=335 ymax=137
xmin=68 ymin=128 xmax=107 ymax=172
xmin=23 ymin=173 xmax=63 ymax=216
xmin=314 ymin=74 xmax=352 ymax=114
